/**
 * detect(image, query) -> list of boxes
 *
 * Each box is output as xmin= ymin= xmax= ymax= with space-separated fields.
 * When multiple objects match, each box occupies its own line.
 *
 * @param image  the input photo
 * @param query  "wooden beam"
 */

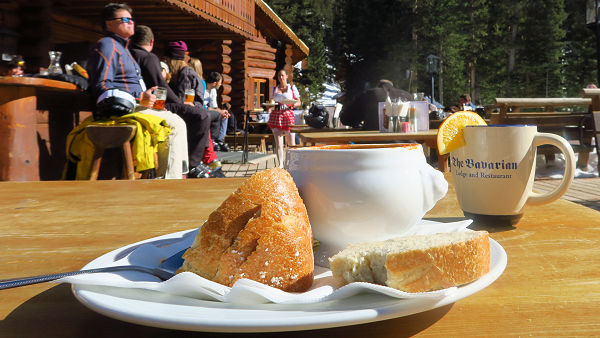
xmin=246 ymin=49 xmax=276 ymax=61
xmin=247 ymin=66 xmax=276 ymax=79
xmin=246 ymin=40 xmax=276 ymax=53
xmin=247 ymin=58 xmax=276 ymax=69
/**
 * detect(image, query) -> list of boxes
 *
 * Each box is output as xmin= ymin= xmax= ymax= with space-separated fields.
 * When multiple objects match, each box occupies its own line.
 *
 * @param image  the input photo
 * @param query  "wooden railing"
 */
xmin=181 ymin=0 xmax=256 ymax=36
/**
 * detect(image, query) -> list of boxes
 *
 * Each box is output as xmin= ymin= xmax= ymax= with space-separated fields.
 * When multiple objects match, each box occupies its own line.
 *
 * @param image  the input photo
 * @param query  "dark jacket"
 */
xmin=86 ymin=32 xmax=144 ymax=101
xmin=169 ymin=66 xmax=205 ymax=107
xmin=129 ymin=43 xmax=180 ymax=104
xmin=128 ymin=43 xmax=215 ymax=167
xmin=340 ymin=87 xmax=412 ymax=130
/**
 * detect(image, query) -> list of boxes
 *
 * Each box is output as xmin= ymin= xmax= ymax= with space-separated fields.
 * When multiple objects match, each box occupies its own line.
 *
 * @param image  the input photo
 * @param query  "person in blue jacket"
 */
xmin=86 ymin=2 xmax=189 ymax=179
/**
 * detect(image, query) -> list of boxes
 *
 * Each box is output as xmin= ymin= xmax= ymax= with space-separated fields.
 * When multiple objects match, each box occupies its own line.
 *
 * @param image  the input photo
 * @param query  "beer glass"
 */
xmin=153 ymin=87 xmax=167 ymax=110
xmin=184 ymin=88 xmax=195 ymax=104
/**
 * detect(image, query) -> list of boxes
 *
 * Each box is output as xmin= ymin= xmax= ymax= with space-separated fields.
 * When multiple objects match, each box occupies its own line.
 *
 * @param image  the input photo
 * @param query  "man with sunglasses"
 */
xmin=85 ymin=3 xmax=190 ymax=179
xmin=87 ymin=3 xmax=146 ymax=111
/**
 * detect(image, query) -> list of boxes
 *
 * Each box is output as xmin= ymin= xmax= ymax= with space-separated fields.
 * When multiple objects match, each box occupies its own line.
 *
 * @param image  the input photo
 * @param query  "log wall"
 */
xmin=197 ymin=40 xmax=233 ymax=107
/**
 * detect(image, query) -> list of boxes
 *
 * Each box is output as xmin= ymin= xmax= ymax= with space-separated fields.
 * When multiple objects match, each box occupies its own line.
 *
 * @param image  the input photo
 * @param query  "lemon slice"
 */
xmin=437 ymin=111 xmax=487 ymax=155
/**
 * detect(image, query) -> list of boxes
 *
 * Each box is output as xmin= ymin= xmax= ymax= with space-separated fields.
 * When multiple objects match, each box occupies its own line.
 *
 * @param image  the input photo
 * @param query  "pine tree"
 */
xmin=328 ymin=0 xmax=415 ymax=101
xmin=563 ymin=0 xmax=597 ymax=95
xmin=516 ymin=0 xmax=567 ymax=97
xmin=269 ymin=0 xmax=599 ymax=107
xmin=416 ymin=0 xmax=469 ymax=106
xmin=264 ymin=0 xmax=333 ymax=104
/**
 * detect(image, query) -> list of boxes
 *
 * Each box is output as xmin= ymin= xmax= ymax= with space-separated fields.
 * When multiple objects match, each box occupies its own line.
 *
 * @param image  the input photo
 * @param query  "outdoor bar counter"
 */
xmin=0 ymin=76 xmax=92 ymax=181
xmin=1 ymin=175 xmax=599 ymax=336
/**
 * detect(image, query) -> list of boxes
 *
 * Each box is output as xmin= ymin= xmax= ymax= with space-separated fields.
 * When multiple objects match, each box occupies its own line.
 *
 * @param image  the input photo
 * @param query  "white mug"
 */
xmin=450 ymin=125 xmax=575 ymax=225
xmin=285 ymin=144 xmax=448 ymax=265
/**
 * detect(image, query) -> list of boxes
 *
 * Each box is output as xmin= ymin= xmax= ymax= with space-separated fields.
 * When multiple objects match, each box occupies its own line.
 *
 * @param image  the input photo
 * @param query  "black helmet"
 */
xmin=305 ymin=104 xmax=329 ymax=129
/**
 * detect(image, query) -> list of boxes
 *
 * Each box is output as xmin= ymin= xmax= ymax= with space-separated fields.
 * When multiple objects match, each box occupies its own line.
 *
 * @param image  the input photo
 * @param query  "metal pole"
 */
xmin=431 ymin=74 xmax=435 ymax=102
xmin=242 ymin=110 xmax=249 ymax=163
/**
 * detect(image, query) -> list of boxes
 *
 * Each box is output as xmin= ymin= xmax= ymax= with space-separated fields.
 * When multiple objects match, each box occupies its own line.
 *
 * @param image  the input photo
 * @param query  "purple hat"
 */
xmin=165 ymin=41 xmax=188 ymax=60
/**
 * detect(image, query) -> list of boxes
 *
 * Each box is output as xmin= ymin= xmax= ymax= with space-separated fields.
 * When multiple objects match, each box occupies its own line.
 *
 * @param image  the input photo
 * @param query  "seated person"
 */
xmin=340 ymin=79 xmax=412 ymax=130
xmin=129 ymin=25 xmax=224 ymax=178
xmin=86 ymin=3 xmax=188 ymax=179
xmin=204 ymin=71 xmax=230 ymax=152
xmin=164 ymin=43 xmax=228 ymax=166
xmin=5 ymin=57 xmax=25 ymax=76
xmin=160 ymin=61 xmax=171 ymax=82
xmin=186 ymin=55 xmax=230 ymax=152
xmin=459 ymin=94 xmax=476 ymax=111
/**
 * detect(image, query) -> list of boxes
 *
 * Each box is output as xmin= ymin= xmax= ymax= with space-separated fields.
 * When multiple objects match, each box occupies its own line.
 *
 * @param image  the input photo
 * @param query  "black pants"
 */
xmin=165 ymin=102 xmax=211 ymax=168
xmin=207 ymin=109 xmax=222 ymax=141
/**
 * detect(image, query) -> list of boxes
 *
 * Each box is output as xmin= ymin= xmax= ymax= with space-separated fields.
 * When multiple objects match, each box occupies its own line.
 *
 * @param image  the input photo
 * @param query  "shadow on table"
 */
xmin=424 ymin=216 xmax=516 ymax=234
xmin=1 ymin=284 xmax=453 ymax=337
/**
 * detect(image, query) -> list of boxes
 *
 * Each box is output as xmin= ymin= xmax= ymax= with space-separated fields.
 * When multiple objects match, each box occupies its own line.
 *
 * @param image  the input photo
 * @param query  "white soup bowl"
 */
xmin=284 ymin=143 xmax=448 ymax=263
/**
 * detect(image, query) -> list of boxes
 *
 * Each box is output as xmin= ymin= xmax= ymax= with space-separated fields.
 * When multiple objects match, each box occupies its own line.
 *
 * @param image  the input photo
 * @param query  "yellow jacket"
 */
xmin=64 ymin=113 xmax=171 ymax=180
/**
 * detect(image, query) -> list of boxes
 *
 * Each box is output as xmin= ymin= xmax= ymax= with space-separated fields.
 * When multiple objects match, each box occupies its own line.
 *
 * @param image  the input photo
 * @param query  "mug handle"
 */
xmin=527 ymin=132 xmax=576 ymax=206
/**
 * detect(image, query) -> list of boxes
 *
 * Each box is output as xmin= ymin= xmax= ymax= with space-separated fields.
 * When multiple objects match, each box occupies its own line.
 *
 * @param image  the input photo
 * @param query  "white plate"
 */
xmin=72 ymin=229 xmax=507 ymax=333
xmin=279 ymin=98 xmax=297 ymax=105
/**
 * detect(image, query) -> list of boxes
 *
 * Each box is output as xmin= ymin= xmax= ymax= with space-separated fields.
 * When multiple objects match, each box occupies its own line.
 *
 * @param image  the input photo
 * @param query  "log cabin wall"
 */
xmin=244 ymin=39 xmax=276 ymax=110
xmin=180 ymin=36 xmax=296 ymax=130
xmin=230 ymin=40 xmax=247 ymax=126
xmin=196 ymin=39 xmax=234 ymax=108
xmin=0 ymin=1 xmax=19 ymax=74
xmin=16 ymin=1 xmax=53 ymax=74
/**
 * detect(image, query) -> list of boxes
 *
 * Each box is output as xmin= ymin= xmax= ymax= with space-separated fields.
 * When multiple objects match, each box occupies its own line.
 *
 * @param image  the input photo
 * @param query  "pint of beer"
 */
xmin=153 ymin=87 xmax=167 ymax=110
xmin=184 ymin=88 xmax=195 ymax=103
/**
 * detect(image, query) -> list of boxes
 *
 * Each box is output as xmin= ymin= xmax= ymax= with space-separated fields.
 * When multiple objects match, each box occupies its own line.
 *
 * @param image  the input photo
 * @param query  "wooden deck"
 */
xmin=534 ymin=178 xmax=600 ymax=211
xmin=221 ymin=153 xmax=278 ymax=177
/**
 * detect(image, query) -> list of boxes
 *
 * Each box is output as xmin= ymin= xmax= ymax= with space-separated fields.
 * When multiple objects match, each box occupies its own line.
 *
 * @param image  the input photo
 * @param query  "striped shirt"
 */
xmin=87 ymin=32 xmax=145 ymax=102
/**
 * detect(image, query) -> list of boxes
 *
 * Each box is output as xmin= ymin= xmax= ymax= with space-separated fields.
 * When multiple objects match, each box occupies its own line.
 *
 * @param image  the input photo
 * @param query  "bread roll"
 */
xmin=329 ymin=231 xmax=490 ymax=292
xmin=178 ymin=168 xmax=314 ymax=292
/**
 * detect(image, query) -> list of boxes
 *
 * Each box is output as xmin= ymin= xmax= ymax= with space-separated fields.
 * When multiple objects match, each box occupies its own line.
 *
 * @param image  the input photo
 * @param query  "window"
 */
xmin=251 ymin=78 xmax=267 ymax=109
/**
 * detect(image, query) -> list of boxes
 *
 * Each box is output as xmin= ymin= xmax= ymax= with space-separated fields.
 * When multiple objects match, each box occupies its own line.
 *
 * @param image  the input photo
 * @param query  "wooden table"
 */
xmin=2 ymin=177 xmax=599 ymax=336
xmin=493 ymin=97 xmax=597 ymax=170
xmin=0 ymin=76 xmax=92 ymax=181
xmin=298 ymin=129 xmax=448 ymax=172
xmin=289 ymin=126 xmax=356 ymax=134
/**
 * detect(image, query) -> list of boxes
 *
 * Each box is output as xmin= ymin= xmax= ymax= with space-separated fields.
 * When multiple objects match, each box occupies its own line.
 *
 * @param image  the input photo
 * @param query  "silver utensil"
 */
xmin=0 ymin=248 xmax=186 ymax=290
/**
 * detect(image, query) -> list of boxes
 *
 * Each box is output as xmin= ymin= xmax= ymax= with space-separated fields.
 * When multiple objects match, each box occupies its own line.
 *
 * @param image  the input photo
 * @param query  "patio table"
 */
xmin=1 ymin=176 xmax=599 ymax=335
xmin=0 ymin=76 xmax=92 ymax=181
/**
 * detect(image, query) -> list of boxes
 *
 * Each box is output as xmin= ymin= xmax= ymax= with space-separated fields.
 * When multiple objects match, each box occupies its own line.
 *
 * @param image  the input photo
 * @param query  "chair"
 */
xmin=86 ymin=124 xmax=137 ymax=180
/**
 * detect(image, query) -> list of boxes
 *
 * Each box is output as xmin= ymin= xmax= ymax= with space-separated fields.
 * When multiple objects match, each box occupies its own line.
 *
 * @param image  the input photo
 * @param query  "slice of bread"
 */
xmin=177 ymin=168 xmax=314 ymax=292
xmin=329 ymin=231 xmax=490 ymax=292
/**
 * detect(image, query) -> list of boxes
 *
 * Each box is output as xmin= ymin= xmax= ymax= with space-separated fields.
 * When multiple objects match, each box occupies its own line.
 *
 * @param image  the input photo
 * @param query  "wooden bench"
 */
xmin=492 ymin=97 xmax=597 ymax=171
xmin=225 ymin=133 xmax=274 ymax=153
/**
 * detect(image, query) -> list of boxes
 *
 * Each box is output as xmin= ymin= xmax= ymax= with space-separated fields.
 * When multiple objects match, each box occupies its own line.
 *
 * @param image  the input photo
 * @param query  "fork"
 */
xmin=0 ymin=248 xmax=185 ymax=290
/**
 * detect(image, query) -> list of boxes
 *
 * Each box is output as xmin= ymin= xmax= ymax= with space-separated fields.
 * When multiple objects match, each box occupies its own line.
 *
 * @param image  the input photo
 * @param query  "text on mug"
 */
xmin=451 ymin=157 xmax=518 ymax=170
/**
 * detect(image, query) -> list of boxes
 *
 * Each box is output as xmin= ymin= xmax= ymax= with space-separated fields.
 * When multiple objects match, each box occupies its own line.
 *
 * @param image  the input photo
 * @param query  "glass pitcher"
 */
xmin=48 ymin=51 xmax=63 ymax=75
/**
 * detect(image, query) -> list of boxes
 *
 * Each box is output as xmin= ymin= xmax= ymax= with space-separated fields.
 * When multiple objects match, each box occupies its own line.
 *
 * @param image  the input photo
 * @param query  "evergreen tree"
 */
xmin=268 ymin=0 xmax=600 ymax=107
xmin=328 ymin=0 xmax=415 ymax=102
xmin=416 ymin=0 xmax=469 ymax=106
xmin=563 ymin=0 xmax=597 ymax=95
xmin=516 ymin=0 xmax=567 ymax=97
xmin=264 ymin=0 xmax=333 ymax=104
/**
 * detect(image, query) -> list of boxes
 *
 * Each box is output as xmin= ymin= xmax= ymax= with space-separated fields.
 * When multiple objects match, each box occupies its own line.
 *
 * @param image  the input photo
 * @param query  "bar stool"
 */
xmin=86 ymin=124 xmax=137 ymax=180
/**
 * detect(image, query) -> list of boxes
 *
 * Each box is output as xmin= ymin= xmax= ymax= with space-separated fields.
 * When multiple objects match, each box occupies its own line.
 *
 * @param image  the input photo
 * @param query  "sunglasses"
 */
xmin=109 ymin=17 xmax=135 ymax=24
